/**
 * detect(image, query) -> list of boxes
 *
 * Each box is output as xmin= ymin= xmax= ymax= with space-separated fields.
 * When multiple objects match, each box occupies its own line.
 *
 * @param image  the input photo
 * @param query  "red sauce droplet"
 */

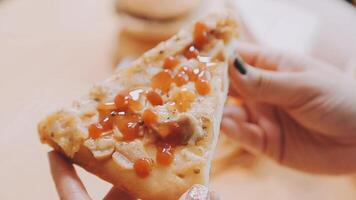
xmin=156 ymin=143 xmax=174 ymax=166
xmin=146 ymin=91 xmax=163 ymax=106
xmin=194 ymin=21 xmax=209 ymax=49
xmin=163 ymin=56 xmax=180 ymax=70
xmin=143 ymin=109 xmax=159 ymax=126
xmin=114 ymin=114 xmax=141 ymax=141
xmin=171 ymin=89 xmax=196 ymax=112
xmin=151 ymin=70 xmax=173 ymax=94
xmin=100 ymin=115 xmax=114 ymax=131
xmin=173 ymin=71 xmax=189 ymax=86
xmin=97 ymin=103 xmax=116 ymax=121
xmin=134 ymin=158 xmax=151 ymax=178
xmin=88 ymin=123 xmax=104 ymax=139
xmin=179 ymin=66 xmax=196 ymax=81
xmin=128 ymin=99 xmax=142 ymax=111
xmin=195 ymin=78 xmax=211 ymax=95
xmin=88 ymin=115 xmax=115 ymax=139
xmin=184 ymin=46 xmax=199 ymax=60
xmin=114 ymin=93 xmax=129 ymax=111
xmin=114 ymin=90 xmax=142 ymax=112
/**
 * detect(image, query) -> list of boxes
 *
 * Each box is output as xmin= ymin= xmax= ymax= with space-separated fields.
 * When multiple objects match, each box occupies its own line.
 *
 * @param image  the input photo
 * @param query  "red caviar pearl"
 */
xmin=184 ymin=46 xmax=199 ymax=59
xmin=134 ymin=158 xmax=151 ymax=178
xmin=146 ymin=91 xmax=163 ymax=106
xmin=88 ymin=123 xmax=103 ymax=139
xmin=142 ymin=109 xmax=159 ymax=126
xmin=194 ymin=21 xmax=209 ymax=49
xmin=151 ymin=70 xmax=173 ymax=94
xmin=156 ymin=143 xmax=174 ymax=166
xmin=195 ymin=78 xmax=211 ymax=95
xmin=173 ymin=71 xmax=189 ymax=86
xmin=179 ymin=66 xmax=196 ymax=81
xmin=163 ymin=56 xmax=180 ymax=70
xmin=114 ymin=114 xmax=141 ymax=141
xmin=114 ymin=94 xmax=129 ymax=111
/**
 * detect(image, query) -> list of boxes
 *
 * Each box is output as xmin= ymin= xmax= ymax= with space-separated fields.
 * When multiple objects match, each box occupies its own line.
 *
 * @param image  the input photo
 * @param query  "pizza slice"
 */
xmin=38 ymin=13 xmax=239 ymax=200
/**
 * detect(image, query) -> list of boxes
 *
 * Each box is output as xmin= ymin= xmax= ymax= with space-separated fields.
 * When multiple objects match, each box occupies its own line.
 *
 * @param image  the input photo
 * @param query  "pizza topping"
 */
xmin=194 ymin=21 xmax=209 ymax=49
xmin=184 ymin=45 xmax=199 ymax=60
xmin=151 ymin=69 xmax=173 ymax=94
xmin=173 ymin=71 xmax=189 ymax=86
xmin=142 ymin=109 xmax=159 ymax=126
xmin=171 ymin=88 xmax=196 ymax=112
xmin=113 ymin=114 xmax=142 ymax=141
xmin=86 ymin=21 xmax=219 ymax=177
xmin=114 ymin=93 xmax=130 ymax=111
xmin=97 ymin=102 xmax=116 ymax=120
xmin=146 ymin=91 xmax=163 ymax=106
xmin=195 ymin=78 xmax=211 ymax=95
xmin=179 ymin=66 xmax=196 ymax=81
xmin=88 ymin=123 xmax=107 ymax=139
xmin=114 ymin=90 xmax=143 ymax=112
xmin=134 ymin=158 xmax=152 ymax=178
xmin=163 ymin=56 xmax=180 ymax=70
xmin=156 ymin=143 xmax=174 ymax=166
xmin=163 ymin=117 xmax=195 ymax=145
xmin=153 ymin=117 xmax=194 ymax=145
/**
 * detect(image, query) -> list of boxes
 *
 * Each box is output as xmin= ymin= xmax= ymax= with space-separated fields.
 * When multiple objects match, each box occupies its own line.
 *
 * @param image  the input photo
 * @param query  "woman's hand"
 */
xmin=222 ymin=42 xmax=356 ymax=174
xmin=48 ymin=151 xmax=218 ymax=200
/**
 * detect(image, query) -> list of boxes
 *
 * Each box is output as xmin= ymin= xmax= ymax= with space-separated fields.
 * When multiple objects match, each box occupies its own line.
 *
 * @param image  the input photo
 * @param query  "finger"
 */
xmin=48 ymin=151 xmax=91 ymax=200
xmin=229 ymin=58 xmax=308 ymax=107
xmin=221 ymin=118 xmax=266 ymax=155
xmin=179 ymin=184 xmax=209 ymax=200
xmin=208 ymin=191 xmax=220 ymax=200
xmin=223 ymin=105 xmax=248 ymax=122
xmin=103 ymin=187 xmax=134 ymax=200
xmin=235 ymin=42 xmax=306 ymax=72
xmin=228 ymin=84 xmax=239 ymax=97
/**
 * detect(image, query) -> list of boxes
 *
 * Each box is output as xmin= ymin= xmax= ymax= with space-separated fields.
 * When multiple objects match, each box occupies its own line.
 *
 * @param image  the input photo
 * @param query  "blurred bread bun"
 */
xmin=117 ymin=0 xmax=226 ymax=42
xmin=118 ymin=12 xmax=192 ymax=42
xmin=116 ymin=0 xmax=201 ymax=19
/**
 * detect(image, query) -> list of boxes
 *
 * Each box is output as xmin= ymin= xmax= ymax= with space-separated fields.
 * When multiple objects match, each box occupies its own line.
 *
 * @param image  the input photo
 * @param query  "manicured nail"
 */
xmin=233 ymin=57 xmax=247 ymax=75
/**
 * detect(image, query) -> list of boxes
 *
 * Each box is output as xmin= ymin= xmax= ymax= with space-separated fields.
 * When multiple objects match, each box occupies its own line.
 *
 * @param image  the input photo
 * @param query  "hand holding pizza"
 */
xmin=223 ymin=42 xmax=356 ymax=174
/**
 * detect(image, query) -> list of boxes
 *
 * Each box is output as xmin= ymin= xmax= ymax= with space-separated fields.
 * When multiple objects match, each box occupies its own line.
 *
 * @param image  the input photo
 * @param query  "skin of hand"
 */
xmin=222 ymin=42 xmax=356 ymax=175
xmin=48 ymin=151 xmax=218 ymax=200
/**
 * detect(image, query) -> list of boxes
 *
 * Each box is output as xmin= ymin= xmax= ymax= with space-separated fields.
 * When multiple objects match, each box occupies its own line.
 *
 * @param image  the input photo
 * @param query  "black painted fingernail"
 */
xmin=233 ymin=57 xmax=247 ymax=75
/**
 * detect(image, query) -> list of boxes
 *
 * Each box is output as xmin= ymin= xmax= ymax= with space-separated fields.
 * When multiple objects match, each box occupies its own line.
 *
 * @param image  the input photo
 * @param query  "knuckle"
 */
xmin=251 ymin=71 xmax=271 ymax=98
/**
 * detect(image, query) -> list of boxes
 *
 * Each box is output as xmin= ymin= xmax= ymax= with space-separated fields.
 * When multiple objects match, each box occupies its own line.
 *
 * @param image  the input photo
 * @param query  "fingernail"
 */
xmin=233 ymin=57 xmax=247 ymax=75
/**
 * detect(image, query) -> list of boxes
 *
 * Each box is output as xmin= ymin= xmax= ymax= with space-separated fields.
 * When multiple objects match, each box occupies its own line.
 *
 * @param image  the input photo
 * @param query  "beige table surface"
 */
xmin=1 ymin=0 xmax=356 ymax=199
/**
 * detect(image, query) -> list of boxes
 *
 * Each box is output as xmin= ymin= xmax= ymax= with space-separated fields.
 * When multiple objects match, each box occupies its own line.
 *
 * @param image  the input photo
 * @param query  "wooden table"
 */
xmin=0 ymin=0 xmax=355 ymax=199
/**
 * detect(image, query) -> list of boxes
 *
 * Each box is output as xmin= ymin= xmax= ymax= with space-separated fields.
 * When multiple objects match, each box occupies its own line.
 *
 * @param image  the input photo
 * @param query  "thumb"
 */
xmin=221 ymin=117 xmax=266 ymax=155
xmin=230 ymin=57 xmax=305 ymax=107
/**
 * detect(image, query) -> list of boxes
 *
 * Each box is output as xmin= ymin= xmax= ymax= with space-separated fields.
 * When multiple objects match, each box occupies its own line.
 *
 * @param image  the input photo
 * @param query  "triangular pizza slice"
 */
xmin=38 ymin=13 xmax=239 ymax=200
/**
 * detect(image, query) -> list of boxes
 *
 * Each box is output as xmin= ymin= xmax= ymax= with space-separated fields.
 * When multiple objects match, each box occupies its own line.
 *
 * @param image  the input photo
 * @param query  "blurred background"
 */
xmin=0 ymin=0 xmax=355 ymax=199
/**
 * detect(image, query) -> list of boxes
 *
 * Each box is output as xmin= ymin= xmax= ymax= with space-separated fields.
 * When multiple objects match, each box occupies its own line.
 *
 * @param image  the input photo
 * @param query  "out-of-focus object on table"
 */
xmin=116 ymin=0 xmax=201 ymax=19
xmin=116 ymin=0 xmax=203 ymax=41
xmin=115 ymin=0 xmax=231 ymax=61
